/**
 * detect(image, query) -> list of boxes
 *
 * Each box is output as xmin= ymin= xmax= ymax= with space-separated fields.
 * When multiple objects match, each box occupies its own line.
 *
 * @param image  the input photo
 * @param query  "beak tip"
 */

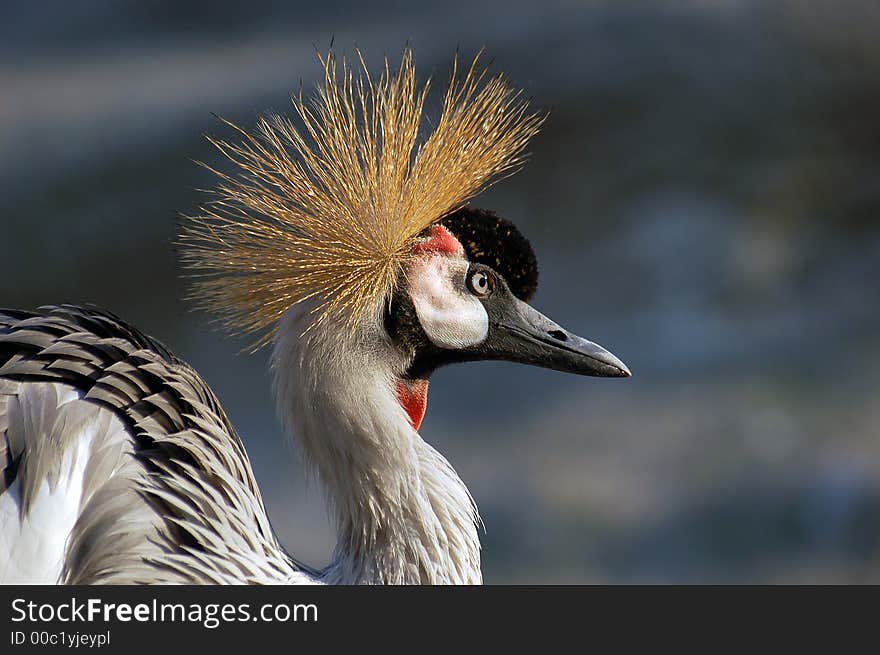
xmin=607 ymin=362 xmax=631 ymax=378
xmin=601 ymin=353 xmax=631 ymax=378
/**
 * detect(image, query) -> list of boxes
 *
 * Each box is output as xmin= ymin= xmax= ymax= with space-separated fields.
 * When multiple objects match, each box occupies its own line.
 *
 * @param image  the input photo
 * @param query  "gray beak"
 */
xmin=484 ymin=296 xmax=631 ymax=378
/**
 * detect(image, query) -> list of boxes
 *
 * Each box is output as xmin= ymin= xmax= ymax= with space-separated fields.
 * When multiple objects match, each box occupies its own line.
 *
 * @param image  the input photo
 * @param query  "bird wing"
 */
xmin=0 ymin=305 xmax=314 ymax=584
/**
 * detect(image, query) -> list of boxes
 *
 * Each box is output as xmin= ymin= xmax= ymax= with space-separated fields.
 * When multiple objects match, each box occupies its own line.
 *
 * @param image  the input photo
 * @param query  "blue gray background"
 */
xmin=3 ymin=0 xmax=880 ymax=582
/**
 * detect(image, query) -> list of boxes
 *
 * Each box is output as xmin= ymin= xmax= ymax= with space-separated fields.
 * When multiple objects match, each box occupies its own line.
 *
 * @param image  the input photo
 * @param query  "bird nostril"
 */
xmin=548 ymin=329 xmax=567 ymax=342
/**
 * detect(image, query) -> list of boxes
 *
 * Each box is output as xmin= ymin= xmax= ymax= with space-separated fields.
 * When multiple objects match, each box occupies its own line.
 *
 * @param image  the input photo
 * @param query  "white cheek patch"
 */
xmin=408 ymin=256 xmax=489 ymax=349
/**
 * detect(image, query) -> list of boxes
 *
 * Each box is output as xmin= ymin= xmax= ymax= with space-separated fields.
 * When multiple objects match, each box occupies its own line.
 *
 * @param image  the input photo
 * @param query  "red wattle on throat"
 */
xmin=395 ymin=379 xmax=429 ymax=431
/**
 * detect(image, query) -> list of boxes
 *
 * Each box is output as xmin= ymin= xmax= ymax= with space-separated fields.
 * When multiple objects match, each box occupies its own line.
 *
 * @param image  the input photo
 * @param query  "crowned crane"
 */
xmin=0 ymin=49 xmax=629 ymax=585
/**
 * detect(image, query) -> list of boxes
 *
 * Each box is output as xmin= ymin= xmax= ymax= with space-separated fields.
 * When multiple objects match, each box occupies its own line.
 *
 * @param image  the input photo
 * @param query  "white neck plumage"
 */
xmin=271 ymin=307 xmax=481 ymax=584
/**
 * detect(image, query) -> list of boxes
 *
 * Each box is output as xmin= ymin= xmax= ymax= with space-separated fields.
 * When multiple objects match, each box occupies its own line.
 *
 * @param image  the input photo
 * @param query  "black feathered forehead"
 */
xmin=440 ymin=208 xmax=539 ymax=301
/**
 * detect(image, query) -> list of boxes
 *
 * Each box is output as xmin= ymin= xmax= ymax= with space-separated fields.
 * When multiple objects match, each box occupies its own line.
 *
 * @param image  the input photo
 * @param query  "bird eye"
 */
xmin=466 ymin=269 xmax=495 ymax=297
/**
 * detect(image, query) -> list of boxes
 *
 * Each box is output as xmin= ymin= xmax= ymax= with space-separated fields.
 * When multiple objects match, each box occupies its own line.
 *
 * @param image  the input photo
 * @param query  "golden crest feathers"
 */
xmin=179 ymin=48 xmax=545 ymax=348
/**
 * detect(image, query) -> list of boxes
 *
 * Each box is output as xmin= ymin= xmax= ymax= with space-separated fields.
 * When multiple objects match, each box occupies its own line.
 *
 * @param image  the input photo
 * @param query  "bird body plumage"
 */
xmin=0 ymin=306 xmax=313 ymax=584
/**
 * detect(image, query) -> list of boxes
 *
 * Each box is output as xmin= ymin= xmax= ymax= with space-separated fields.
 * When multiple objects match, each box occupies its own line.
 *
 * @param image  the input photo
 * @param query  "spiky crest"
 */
xmin=179 ymin=48 xmax=544 ymax=348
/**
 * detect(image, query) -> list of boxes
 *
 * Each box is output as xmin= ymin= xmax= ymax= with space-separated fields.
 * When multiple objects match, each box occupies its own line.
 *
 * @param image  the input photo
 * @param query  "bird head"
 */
xmin=179 ymin=48 xmax=629 ymax=432
xmin=384 ymin=208 xmax=629 ymax=429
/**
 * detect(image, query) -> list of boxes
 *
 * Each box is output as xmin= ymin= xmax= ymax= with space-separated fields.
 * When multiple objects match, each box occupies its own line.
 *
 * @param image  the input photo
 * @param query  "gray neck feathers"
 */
xmin=271 ymin=308 xmax=481 ymax=585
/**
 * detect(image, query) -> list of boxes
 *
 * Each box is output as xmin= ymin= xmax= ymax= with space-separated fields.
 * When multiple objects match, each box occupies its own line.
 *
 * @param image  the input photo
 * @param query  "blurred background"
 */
xmin=3 ymin=0 xmax=880 ymax=582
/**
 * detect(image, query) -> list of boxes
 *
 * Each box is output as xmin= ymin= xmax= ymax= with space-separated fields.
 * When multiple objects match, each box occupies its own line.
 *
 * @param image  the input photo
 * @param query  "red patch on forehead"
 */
xmin=395 ymin=379 xmax=429 ymax=431
xmin=412 ymin=224 xmax=464 ymax=257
